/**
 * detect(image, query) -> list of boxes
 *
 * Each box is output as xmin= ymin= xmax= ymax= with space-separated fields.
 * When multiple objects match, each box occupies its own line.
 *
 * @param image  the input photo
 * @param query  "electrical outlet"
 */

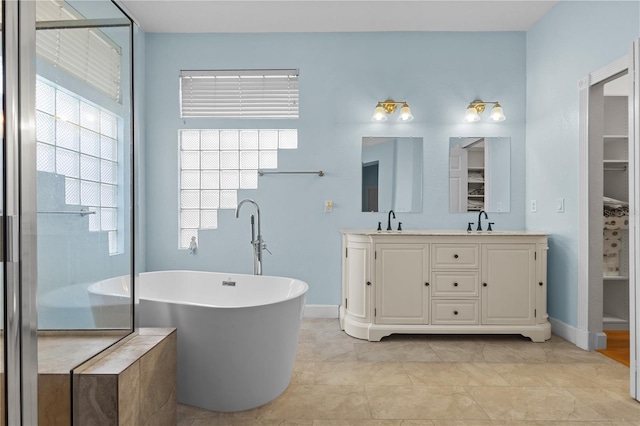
xmin=531 ymin=200 xmax=537 ymax=213
xmin=325 ymin=200 xmax=333 ymax=213
xmin=557 ymin=198 xmax=565 ymax=213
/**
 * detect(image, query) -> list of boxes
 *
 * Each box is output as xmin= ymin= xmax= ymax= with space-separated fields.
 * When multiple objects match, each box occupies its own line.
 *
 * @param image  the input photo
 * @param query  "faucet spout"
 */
xmin=235 ymin=198 xmax=263 ymax=275
xmin=387 ymin=210 xmax=396 ymax=231
xmin=476 ymin=210 xmax=488 ymax=231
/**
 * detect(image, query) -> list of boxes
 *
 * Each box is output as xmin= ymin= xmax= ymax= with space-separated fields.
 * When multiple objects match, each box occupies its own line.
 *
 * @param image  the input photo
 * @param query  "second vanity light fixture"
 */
xmin=464 ymin=100 xmax=506 ymax=123
xmin=372 ymin=99 xmax=414 ymax=122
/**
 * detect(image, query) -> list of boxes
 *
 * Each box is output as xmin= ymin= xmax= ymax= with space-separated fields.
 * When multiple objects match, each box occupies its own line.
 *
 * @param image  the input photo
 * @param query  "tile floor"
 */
xmin=177 ymin=319 xmax=640 ymax=425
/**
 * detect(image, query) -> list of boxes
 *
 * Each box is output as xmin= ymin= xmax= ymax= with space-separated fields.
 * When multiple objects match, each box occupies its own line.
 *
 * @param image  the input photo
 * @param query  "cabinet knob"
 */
xmin=483 ymin=282 xmax=488 ymax=287
xmin=453 ymin=282 xmax=458 ymax=287
xmin=539 ymin=282 xmax=543 ymax=286
xmin=367 ymin=281 xmax=371 ymax=286
xmin=453 ymin=310 xmax=459 ymax=315
xmin=454 ymin=254 xmax=459 ymax=259
xmin=425 ymin=282 xmax=430 ymax=286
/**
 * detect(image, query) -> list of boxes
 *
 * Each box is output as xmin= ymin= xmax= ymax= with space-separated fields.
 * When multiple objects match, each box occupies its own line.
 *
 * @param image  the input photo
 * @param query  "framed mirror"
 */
xmin=449 ymin=137 xmax=511 ymax=212
xmin=362 ymin=137 xmax=423 ymax=213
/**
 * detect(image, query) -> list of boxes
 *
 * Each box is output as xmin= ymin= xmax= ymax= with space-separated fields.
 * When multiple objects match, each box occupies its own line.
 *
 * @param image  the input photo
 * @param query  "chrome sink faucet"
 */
xmin=477 ymin=210 xmax=488 ymax=231
xmin=387 ymin=210 xmax=396 ymax=231
xmin=235 ymin=198 xmax=268 ymax=275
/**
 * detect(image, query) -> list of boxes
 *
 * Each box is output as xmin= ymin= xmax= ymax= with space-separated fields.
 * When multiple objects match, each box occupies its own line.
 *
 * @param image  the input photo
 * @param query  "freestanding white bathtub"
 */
xmin=137 ymin=270 xmax=308 ymax=412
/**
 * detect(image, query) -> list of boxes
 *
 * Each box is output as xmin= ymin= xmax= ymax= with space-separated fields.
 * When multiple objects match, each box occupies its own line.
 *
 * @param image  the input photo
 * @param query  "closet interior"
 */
xmin=602 ymin=74 xmax=630 ymax=331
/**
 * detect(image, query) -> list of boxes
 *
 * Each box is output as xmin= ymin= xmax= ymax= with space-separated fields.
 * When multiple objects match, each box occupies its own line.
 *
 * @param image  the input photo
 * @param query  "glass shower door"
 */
xmin=34 ymin=1 xmax=134 ymax=423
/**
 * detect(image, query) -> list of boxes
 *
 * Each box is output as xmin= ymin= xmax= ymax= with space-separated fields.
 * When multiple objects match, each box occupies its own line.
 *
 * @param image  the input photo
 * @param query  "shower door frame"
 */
xmin=4 ymin=1 xmax=39 ymax=424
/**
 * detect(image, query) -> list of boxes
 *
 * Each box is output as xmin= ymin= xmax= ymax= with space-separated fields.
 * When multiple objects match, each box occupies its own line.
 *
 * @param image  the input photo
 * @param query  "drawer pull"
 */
xmin=539 ymin=282 xmax=543 ymax=286
xmin=453 ymin=310 xmax=459 ymax=315
xmin=483 ymin=283 xmax=488 ymax=287
xmin=367 ymin=281 xmax=371 ymax=286
xmin=425 ymin=282 xmax=430 ymax=286
xmin=453 ymin=282 xmax=458 ymax=287
xmin=454 ymin=254 xmax=459 ymax=259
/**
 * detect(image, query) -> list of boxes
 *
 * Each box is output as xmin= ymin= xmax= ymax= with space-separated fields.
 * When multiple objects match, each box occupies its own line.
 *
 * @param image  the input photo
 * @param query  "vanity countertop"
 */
xmin=340 ymin=228 xmax=549 ymax=236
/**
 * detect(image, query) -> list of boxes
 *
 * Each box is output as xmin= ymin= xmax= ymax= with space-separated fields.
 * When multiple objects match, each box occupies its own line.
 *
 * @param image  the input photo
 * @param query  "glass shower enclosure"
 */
xmin=3 ymin=1 xmax=136 ymax=423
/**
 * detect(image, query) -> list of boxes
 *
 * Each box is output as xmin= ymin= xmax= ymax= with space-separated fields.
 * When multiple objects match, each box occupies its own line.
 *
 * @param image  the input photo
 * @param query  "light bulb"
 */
xmin=398 ymin=104 xmax=414 ymax=122
xmin=464 ymin=106 xmax=480 ymax=122
xmin=372 ymin=105 xmax=388 ymax=122
xmin=489 ymin=104 xmax=506 ymax=122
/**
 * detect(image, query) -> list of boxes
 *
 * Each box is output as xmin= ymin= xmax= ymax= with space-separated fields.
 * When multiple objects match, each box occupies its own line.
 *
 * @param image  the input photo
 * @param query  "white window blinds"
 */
xmin=180 ymin=69 xmax=299 ymax=118
xmin=36 ymin=0 xmax=123 ymax=102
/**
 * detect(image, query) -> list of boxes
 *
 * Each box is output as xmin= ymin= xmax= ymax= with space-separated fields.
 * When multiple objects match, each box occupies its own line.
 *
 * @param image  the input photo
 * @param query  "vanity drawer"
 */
xmin=431 ymin=244 xmax=479 ymax=269
xmin=431 ymin=300 xmax=479 ymax=325
xmin=431 ymin=271 xmax=479 ymax=297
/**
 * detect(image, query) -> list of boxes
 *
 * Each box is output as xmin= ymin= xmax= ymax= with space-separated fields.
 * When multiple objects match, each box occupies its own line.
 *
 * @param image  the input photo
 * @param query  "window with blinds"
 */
xmin=180 ymin=69 xmax=299 ymax=118
xmin=36 ymin=0 xmax=123 ymax=102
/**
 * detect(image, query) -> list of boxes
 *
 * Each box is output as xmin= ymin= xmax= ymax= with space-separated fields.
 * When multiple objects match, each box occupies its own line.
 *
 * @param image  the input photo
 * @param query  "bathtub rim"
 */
xmin=138 ymin=269 xmax=309 ymax=309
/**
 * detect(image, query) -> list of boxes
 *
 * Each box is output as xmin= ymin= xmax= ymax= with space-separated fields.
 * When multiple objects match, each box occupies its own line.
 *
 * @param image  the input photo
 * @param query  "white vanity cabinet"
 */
xmin=375 ymin=243 xmax=429 ymax=324
xmin=339 ymin=230 xmax=550 ymax=342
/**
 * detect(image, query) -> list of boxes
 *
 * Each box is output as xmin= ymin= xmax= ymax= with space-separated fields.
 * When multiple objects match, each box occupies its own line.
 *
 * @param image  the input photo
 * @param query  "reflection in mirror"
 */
xmin=362 ymin=137 xmax=423 ymax=213
xmin=449 ymin=137 xmax=510 ymax=212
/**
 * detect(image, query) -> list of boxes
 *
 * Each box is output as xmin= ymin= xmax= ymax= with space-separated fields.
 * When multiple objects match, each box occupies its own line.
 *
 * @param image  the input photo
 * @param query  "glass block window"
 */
xmin=36 ymin=78 xmax=121 ymax=254
xmin=179 ymin=129 xmax=298 ymax=249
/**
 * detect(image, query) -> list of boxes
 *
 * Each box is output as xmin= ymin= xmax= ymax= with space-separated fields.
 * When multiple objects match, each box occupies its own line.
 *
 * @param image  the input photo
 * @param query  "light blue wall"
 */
xmin=526 ymin=1 xmax=640 ymax=326
xmin=144 ymin=31 xmax=526 ymax=305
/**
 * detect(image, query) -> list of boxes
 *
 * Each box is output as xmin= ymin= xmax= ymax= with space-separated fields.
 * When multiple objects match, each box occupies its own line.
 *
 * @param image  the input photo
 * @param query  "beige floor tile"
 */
xmin=478 ymin=342 xmax=550 ymax=363
xmin=365 ymin=385 xmax=489 ymax=420
xmin=177 ymin=403 xmax=259 ymax=425
xmin=177 ymin=320 xmax=638 ymax=425
xmin=571 ymin=363 xmax=633 ymax=392
xmin=256 ymin=384 xmax=372 ymax=420
xmin=312 ymin=421 xmax=409 ymax=425
xmin=566 ymin=387 xmax=640 ymax=422
xmin=402 ymin=362 xmax=510 ymax=387
xmin=491 ymin=362 xmax=631 ymax=389
xmin=427 ymin=341 xmax=491 ymax=363
xmin=188 ymin=420 xmax=313 ymax=426
xmin=432 ymin=422 xmax=625 ymax=426
xmin=296 ymin=340 xmax=357 ymax=362
xmin=292 ymin=361 xmax=317 ymax=385
xmin=314 ymin=361 xmax=412 ymax=386
xmin=467 ymin=386 xmax=605 ymax=421
xmin=354 ymin=341 xmax=441 ymax=362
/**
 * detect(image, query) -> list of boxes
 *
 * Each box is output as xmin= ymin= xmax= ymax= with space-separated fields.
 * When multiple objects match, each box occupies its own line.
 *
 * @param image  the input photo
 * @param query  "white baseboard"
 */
xmin=304 ymin=304 xmax=339 ymax=318
xmin=550 ymin=317 xmax=577 ymax=345
xmin=550 ymin=317 xmax=606 ymax=350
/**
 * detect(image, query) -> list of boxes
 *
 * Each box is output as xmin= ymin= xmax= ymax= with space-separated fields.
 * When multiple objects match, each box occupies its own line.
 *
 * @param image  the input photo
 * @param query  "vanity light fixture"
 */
xmin=464 ymin=100 xmax=506 ymax=123
xmin=372 ymin=99 xmax=414 ymax=122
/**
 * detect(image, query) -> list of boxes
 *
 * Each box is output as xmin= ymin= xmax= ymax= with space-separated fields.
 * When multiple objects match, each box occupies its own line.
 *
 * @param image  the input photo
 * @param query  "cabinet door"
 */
xmin=375 ymin=243 xmax=429 ymax=324
xmin=481 ymin=243 xmax=536 ymax=325
xmin=344 ymin=241 xmax=370 ymax=322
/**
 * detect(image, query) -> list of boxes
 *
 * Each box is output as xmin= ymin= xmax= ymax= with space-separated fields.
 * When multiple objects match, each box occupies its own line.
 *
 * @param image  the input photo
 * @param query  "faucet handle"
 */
xmin=377 ymin=222 xmax=382 ymax=231
xmin=467 ymin=222 xmax=474 ymax=232
xmin=261 ymin=241 xmax=272 ymax=254
xmin=397 ymin=222 xmax=402 ymax=231
xmin=488 ymin=222 xmax=494 ymax=231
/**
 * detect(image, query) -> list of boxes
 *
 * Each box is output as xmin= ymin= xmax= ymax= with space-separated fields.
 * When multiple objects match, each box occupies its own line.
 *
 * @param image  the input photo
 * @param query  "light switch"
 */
xmin=325 ymin=200 xmax=333 ymax=213
xmin=557 ymin=198 xmax=565 ymax=213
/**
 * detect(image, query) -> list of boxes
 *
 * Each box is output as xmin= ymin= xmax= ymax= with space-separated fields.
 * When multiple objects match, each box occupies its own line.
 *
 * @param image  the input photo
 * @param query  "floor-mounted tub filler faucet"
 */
xmin=235 ymin=198 xmax=268 ymax=275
